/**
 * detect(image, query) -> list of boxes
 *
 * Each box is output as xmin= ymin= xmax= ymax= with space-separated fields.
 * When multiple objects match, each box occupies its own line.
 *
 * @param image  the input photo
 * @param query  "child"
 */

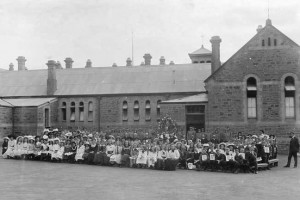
xmin=121 ymin=140 xmax=131 ymax=167
xmin=40 ymin=139 xmax=49 ymax=161
xmin=47 ymin=140 xmax=54 ymax=161
xmin=136 ymin=145 xmax=148 ymax=168
xmin=21 ymin=137 xmax=29 ymax=159
xmin=106 ymin=139 xmax=115 ymax=166
xmin=51 ymin=138 xmax=60 ymax=162
xmin=129 ymin=143 xmax=139 ymax=168
xmin=75 ymin=141 xmax=85 ymax=163
xmin=147 ymin=146 xmax=157 ymax=168
xmin=63 ymin=140 xmax=72 ymax=162
xmin=112 ymin=140 xmax=122 ymax=166
xmin=27 ymin=137 xmax=35 ymax=160
xmin=34 ymin=137 xmax=42 ymax=160
xmin=2 ymin=135 xmax=15 ymax=159
xmin=165 ymin=144 xmax=180 ymax=171
xmin=156 ymin=145 xmax=168 ymax=170
xmin=93 ymin=139 xmax=106 ymax=165
xmin=14 ymin=136 xmax=23 ymax=159
xmin=87 ymin=138 xmax=97 ymax=165
xmin=2 ymin=137 xmax=9 ymax=155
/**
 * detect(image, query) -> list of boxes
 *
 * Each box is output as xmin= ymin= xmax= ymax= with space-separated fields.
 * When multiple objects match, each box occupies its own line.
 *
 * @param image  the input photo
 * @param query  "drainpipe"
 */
xmin=98 ymin=96 xmax=101 ymax=132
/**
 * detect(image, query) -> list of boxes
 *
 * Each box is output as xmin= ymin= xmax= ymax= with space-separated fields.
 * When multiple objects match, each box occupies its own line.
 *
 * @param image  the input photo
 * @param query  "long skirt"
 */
xmin=165 ymin=159 xmax=178 ymax=171
xmin=2 ymin=148 xmax=14 ymax=158
xmin=155 ymin=158 xmax=165 ymax=170
xmin=121 ymin=154 xmax=130 ymax=167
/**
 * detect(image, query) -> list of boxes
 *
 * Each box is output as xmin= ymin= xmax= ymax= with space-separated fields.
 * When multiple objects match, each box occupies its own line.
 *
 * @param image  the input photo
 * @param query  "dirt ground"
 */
xmin=0 ymin=155 xmax=299 ymax=200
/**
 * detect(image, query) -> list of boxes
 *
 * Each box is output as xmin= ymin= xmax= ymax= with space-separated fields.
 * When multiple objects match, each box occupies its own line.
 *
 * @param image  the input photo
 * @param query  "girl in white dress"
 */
xmin=136 ymin=145 xmax=148 ymax=168
xmin=75 ymin=141 xmax=85 ymax=162
xmin=14 ymin=136 xmax=23 ymax=159
xmin=21 ymin=137 xmax=29 ymax=159
xmin=51 ymin=138 xmax=60 ymax=161
xmin=2 ymin=136 xmax=15 ymax=158
xmin=147 ymin=146 xmax=157 ymax=168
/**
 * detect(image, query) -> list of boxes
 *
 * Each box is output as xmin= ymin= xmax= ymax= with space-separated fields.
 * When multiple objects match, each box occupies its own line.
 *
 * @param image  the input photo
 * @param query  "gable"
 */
xmin=205 ymin=20 xmax=300 ymax=83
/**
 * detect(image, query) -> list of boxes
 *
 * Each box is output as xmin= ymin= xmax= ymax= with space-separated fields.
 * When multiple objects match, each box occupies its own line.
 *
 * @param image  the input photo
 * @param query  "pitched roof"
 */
xmin=204 ymin=20 xmax=300 ymax=82
xmin=1 ymin=98 xmax=57 ymax=107
xmin=189 ymin=45 xmax=211 ymax=55
xmin=161 ymin=93 xmax=208 ymax=104
xmin=0 ymin=63 xmax=211 ymax=97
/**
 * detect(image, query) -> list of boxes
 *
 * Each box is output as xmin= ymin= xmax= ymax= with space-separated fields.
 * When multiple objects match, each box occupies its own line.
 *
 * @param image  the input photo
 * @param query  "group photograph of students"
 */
xmin=1 ymin=126 xmax=278 ymax=175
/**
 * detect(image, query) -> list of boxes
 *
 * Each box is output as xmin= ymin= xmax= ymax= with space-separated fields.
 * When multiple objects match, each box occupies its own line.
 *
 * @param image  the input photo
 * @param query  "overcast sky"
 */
xmin=0 ymin=0 xmax=299 ymax=70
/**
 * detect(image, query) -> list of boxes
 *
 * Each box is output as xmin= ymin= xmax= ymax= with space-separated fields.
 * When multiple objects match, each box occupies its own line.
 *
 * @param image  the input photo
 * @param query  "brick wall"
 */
xmin=0 ymin=106 xmax=13 ymax=139
xmin=13 ymin=107 xmax=38 ymax=136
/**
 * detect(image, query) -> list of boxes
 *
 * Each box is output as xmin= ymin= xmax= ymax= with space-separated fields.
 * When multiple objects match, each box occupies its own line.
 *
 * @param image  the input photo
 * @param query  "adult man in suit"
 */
xmin=284 ymin=132 xmax=299 ymax=168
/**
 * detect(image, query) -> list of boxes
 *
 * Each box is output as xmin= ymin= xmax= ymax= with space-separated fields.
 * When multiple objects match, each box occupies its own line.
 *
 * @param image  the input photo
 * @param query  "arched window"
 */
xmin=88 ymin=101 xmax=93 ymax=122
xmin=133 ymin=101 xmax=139 ymax=121
xmin=262 ymin=39 xmax=265 ymax=47
xmin=157 ymin=100 xmax=161 ymax=121
xmin=145 ymin=100 xmax=151 ymax=121
xmin=247 ymin=77 xmax=257 ymax=118
xmin=61 ymin=102 xmax=66 ymax=121
xmin=268 ymin=37 xmax=271 ymax=46
xmin=70 ymin=102 xmax=75 ymax=122
xmin=284 ymin=76 xmax=295 ymax=118
xmin=79 ymin=102 xmax=84 ymax=122
xmin=122 ymin=101 xmax=128 ymax=121
xmin=274 ymin=39 xmax=277 ymax=46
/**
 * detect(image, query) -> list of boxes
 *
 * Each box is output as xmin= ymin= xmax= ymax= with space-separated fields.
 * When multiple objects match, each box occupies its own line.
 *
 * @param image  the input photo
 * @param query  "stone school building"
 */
xmin=0 ymin=19 xmax=299 ymax=150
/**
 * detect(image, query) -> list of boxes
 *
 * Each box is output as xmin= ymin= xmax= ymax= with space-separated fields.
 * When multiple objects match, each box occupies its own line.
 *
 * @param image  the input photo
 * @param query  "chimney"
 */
xmin=256 ymin=25 xmax=263 ymax=33
xmin=56 ymin=61 xmax=63 ymax=69
xmin=112 ymin=63 xmax=117 ymax=67
xmin=169 ymin=61 xmax=175 ymax=65
xmin=85 ymin=59 xmax=92 ymax=68
xmin=64 ymin=57 xmax=73 ymax=69
xmin=159 ymin=56 xmax=166 ymax=65
xmin=126 ymin=57 xmax=132 ymax=67
xmin=9 ymin=63 xmax=14 ymax=71
xmin=46 ymin=60 xmax=57 ymax=95
xmin=210 ymin=36 xmax=222 ymax=73
xmin=143 ymin=53 xmax=152 ymax=65
xmin=16 ymin=56 xmax=26 ymax=71
xmin=266 ymin=18 xmax=272 ymax=26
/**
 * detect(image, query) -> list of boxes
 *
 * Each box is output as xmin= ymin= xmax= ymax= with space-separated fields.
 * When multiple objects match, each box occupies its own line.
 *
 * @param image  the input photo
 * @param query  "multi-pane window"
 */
xmin=247 ymin=77 xmax=257 ymax=118
xmin=88 ymin=102 xmax=93 ymax=122
xmin=79 ymin=102 xmax=84 ymax=122
xmin=61 ymin=102 xmax=66 ymax=121
xmin=70 ymin=102 xmax=75 ymax=122
xmin=145 ymin=100 xmax=151 ymax=121
xmin=122 ymin=101 xmax=128 ymax=121
xmin=285 ymin=76 xmax=295 ymax=118
xmin=133 ymin=101 xmax=139 ymax=121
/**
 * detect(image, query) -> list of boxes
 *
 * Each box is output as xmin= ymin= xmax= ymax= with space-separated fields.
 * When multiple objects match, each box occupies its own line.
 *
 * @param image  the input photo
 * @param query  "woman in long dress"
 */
xmin=121 ymin=140 xmax=131 ymax=167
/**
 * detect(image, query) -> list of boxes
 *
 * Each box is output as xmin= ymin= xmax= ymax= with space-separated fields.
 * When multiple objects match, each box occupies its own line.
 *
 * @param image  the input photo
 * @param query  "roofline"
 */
xmin=204 ymin=23 xmax=300 ymax=83
xmin=0 ymin=91 xmax=205 ymax=99
xmin=160 ymin=101 xmax=208 ymax=104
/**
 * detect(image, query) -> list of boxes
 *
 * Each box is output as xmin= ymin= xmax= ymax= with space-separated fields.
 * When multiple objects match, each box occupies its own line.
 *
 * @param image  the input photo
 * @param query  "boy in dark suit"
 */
xmin=284 ymin=132 xmax=299 ymax=168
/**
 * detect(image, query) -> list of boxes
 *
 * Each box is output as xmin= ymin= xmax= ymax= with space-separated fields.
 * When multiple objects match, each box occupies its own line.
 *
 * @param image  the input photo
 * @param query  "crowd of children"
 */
xmin=1 ymin=129 xmax=278 ymax=174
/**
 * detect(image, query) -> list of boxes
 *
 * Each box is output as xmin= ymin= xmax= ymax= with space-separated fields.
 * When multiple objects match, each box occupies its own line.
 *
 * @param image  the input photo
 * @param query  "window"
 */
xmin=145 ymin=100 xmax=151 ymax=121
xmin=247 ymin=77 xmax=257 ymax=118
xmin=200 ymin=61 xmax=205 ymax=63
xmin=133 ymin=101 xmax=139 ymax=121
xmin=61 ymin=102 xmax=66 ymax=121
xmin=45 ymin=108 xmax=50 ymax=127
xmin=88 ymin=101 xmax=93 ymax=122
xmin=268 ymin=37 xmax=271 ymax=46
xmin=186 ymin=105 xmax=205 ymax=114
xmin=262 ymin=39 xmax=265 ymax=47
xmin=70 ymin=102 xmax=75 ymax=122
xmin=122 ymin=101 xmax=128 ymax=121
xmin=274 ymin=39 xmax=277 ymax=46
xmin=206 ymin=60 xmax=211 ymax=63
xmin=157 ymin=100 xmax=161 ymax=120
xmin=284 ymin=76 xmax=295 ymax=118
xmin=79 ymin=102 xmax=84 ymax=122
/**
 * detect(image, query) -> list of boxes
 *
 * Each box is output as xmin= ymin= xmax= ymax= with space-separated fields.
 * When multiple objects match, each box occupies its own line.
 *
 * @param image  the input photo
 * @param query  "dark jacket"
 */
xmin=289 ymin=137 xmax=299 ymax=153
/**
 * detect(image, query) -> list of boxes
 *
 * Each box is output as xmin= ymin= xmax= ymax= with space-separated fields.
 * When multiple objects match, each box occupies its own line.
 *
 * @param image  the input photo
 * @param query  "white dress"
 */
xmin=147 ymin=151 xmax=157 ymax=167
xmin=75 ymin=145 xmax=85 ymax=161
xmin=51 ymin=144 xmax=60 ymax=159
xmin=136 ymin=150 xmax=148 ymax=165
xmin=2 ymin=140 xmax=15 ymax=158
xmin=112 ymin=146 xmax=122 ymax=164
xmin=13 ymin=143 xmax=23 ymax=157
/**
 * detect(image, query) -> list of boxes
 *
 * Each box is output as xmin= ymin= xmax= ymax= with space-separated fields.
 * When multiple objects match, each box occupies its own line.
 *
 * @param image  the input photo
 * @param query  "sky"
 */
xmin=0 ymin=0 xmax=299 ymax=70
